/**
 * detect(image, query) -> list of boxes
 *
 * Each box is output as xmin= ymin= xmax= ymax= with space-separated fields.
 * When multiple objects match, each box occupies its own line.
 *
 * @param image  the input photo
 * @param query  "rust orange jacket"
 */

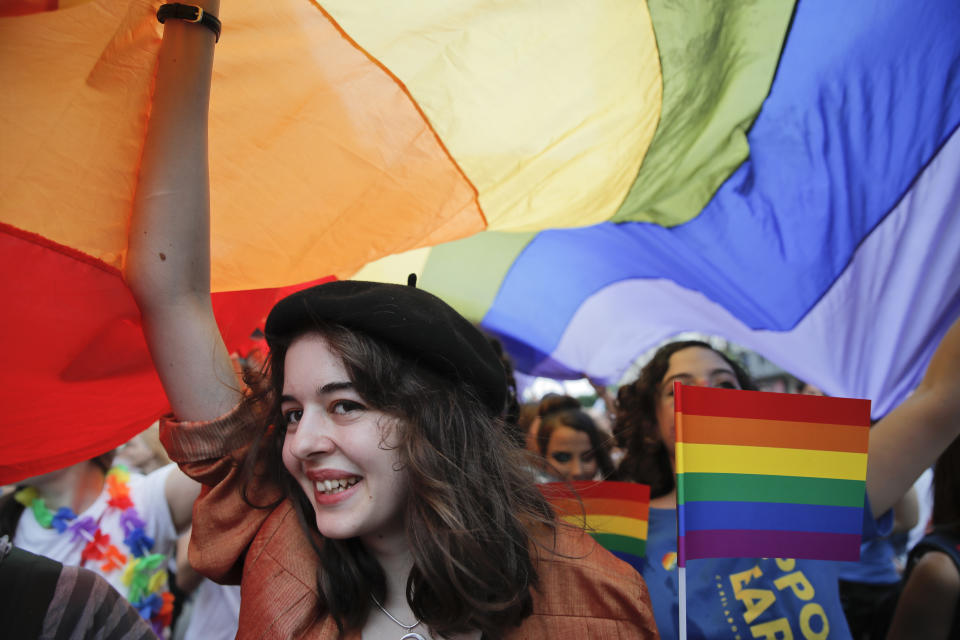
xmin=161 ymin=405 xmax=659 ymax=639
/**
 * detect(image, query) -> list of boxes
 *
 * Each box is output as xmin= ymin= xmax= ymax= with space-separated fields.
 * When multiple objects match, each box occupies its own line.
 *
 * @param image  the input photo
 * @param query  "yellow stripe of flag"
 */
xmin=560 ymin=514 xmax=649 ymax=540
xmin=676 ymin=442 xmax=867 ymax=481
xmin=321 ymin=0 xmax=663 ymax=232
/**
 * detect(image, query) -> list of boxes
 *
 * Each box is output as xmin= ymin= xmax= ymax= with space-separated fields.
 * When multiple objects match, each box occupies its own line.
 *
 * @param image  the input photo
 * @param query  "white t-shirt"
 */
xmin=183 ymin=581 xmax=242 ymax=640
xmin=15 ymin=463 xmax=179 ymax=607
xmin=906 ymin=467 xmax=934 ymax=551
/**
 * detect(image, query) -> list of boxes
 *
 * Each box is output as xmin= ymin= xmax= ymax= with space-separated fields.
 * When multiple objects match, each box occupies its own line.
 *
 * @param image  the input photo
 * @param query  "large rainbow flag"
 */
xmin=1 ymin=0 xmax=959 ymax=482
xmin=674 ymin=383 xmax=871 ymax=565
xmin=540 ymin=481 xmax=650 ymax=572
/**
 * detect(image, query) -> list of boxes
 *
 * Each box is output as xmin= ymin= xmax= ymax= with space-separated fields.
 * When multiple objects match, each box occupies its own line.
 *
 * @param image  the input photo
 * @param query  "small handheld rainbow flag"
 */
xmin=675 ymin=382 xmax=871 ymax=566
xmin=540 ymin=481 xmax=650 ymax=571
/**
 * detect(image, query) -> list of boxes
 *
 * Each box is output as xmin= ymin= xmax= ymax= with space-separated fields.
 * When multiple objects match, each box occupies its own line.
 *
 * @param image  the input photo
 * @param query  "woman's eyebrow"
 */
xmin=317 ymin=381 xmax=354 ymax=395
xmin=709 ymin=368 xmax=737 ymax=377
xmin=662 ymin=373 xmax=694 ymax=385
xmin=663 ymin=369 xmax=735 ymax=386
xmin=279 ymin=381 xmax=354 ymax=405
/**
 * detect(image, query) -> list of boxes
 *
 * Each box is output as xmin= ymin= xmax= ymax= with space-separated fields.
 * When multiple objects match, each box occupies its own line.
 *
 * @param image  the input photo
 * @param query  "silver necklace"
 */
xmin=370 ymin=594 xmax=426 ymax=640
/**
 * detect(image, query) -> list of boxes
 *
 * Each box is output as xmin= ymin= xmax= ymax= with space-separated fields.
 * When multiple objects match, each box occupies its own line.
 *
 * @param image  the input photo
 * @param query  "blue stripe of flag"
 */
xmin=683 ymin=501 xmax=863 ymax=535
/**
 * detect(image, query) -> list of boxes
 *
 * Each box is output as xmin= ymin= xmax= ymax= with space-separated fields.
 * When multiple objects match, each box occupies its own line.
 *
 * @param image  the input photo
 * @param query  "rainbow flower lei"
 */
xmin=14 ymin=466 xmax=174 ymax=635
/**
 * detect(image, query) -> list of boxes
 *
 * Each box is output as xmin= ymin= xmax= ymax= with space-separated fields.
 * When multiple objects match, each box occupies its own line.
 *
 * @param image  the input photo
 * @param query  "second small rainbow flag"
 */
xmin=541 ymin=481 xmax=650 ymax=571
xmin=675 ymin=383 xmax=871 ymax=566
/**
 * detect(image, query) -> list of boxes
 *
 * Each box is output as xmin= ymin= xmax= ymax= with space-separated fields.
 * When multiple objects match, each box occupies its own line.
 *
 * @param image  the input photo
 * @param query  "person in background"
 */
xmin=886 ymin=434 xmax=960 ymax=640
xmin=835 ymin=487 xmax=918 ymax=640
xmin=799 ymin=381 xmax=919 ymax=639
xmin=903 ymin=467 xmax=934 ymax=563
xmin=587 ymin=378 xmax=625 ymax=467
xmin=116 ymin=422 xmax=172 ymax=475
xmin=798 ymin=381 xmax=826 ymax=396
xmin=173 ymin=526 xmax=241 ymax=640
xmin=0 ymin=448 xmax=199 ymax=637
xmin=535 ymin=401 xmax=617 ymax=482
xmin=517 ymin=401 xmax=540 ymax=452
xmin=0 ymin=535 xmax=155 ymax=639
xmin=614 ymin=328 xmax=960 ymax=640
xmin=523 ymin=393 xmax=573 ymax=455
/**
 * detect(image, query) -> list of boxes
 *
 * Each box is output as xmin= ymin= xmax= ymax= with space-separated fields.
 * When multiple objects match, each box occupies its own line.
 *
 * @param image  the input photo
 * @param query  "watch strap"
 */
xmin=156 ymin=3 xmax=221 ymax=42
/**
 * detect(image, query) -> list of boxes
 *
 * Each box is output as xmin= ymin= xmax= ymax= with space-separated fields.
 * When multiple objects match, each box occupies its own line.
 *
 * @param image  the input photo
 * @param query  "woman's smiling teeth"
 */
xmin=316 ymin=476 xmax=360 ymax=494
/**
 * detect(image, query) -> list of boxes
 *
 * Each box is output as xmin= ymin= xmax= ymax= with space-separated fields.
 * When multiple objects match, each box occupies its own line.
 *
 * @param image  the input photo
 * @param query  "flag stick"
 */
xmin=679 ymin=566 xmax=687 ymax=640
xmin=675 ymin=381 xmax=688 ymax=640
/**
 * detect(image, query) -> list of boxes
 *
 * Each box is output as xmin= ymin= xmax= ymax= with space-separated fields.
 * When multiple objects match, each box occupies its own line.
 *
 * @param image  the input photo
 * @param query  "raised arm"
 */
xmin=866 ymin=316 xmax=960 ymax=517
xmin=125 ymin=0 xmax=241 ymax=422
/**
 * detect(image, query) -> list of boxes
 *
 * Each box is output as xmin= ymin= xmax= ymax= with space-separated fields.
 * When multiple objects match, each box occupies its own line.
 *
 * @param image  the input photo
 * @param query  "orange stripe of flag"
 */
xmin=681 ymin=414 xmax=869 ymax=453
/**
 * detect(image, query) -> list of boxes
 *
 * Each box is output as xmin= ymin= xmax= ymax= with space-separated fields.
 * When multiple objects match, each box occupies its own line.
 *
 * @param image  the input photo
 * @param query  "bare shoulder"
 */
xmin=887 ymin=549 xmax=960 ymax=639
xmin=910 ymin=550 xmax=960 ymax=593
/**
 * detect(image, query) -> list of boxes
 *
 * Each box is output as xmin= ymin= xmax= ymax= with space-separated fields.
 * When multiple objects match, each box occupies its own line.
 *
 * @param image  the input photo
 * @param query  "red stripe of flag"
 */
xmin=677 ymin=384 xmax=870 ymax=425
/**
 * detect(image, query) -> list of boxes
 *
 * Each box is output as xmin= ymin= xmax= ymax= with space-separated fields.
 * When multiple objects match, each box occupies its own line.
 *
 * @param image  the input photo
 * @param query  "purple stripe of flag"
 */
xmin=678 ymin=530 xmax=862 ymax=566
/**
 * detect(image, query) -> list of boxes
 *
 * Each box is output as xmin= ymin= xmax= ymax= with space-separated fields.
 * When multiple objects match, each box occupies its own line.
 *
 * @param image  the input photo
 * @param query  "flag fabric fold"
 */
xmin=2 ymin=0 xmax=958 ymax=489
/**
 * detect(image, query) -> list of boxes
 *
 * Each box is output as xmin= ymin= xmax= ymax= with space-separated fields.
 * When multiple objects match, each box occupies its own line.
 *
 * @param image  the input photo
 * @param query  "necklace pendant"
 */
xmin=400 ymin=634 xmax=426 ymax=640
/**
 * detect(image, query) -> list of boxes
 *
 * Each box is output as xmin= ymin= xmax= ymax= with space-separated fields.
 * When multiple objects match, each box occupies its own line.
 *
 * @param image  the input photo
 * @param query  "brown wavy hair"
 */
xmin=480 ymin=331 xmax=524 ymax=448
xmin=242 ymin=322 xmax=556 ymax=639
xmin=614 ymin=341 xmax=756 ymax=498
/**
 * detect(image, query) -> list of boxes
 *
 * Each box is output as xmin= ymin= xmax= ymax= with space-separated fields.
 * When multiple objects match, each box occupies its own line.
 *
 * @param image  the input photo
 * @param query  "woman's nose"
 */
xmin=287 ymin=411 xmax=335 ymax=458
xmin=570 ymin=458 xmax=583 ymax=479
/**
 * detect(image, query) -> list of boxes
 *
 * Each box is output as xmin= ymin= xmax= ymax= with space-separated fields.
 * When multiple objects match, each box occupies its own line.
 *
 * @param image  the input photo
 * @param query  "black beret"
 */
xmin=264 ymin=280 xmax=507 ymax=416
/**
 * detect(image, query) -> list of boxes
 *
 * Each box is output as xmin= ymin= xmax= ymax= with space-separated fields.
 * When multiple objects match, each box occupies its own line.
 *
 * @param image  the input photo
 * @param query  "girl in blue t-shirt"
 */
xmin=614 ymin=329 xmax=960 ymax=640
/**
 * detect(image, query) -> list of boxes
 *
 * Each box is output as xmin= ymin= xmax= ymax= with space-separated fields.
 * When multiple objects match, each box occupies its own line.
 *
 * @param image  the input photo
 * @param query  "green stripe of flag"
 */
xmin=592 ymin=533 xmax=646 ymax=558
xmin=610 ymin=0 xmax=796 ymax=226
xmin=421 ymin=231 xmax=536 ymax=322
xmin=677 ymin=472 xmax=865 ymax=508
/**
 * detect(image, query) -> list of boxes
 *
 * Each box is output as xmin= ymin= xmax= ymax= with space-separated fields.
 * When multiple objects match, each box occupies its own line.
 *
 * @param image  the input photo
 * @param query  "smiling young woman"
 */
xmin=278 ymin=333 xmax=409 ymax=544
xmin=125 ymin=6 xmax=658 ymax=639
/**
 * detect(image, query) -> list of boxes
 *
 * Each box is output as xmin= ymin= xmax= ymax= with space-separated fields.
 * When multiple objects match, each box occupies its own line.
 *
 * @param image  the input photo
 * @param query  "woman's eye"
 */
xmin=284 ymin=409 xmax=303 ymax=425
xmin=331 ymin=400 xmax=364 ymax=415
xmin=551 ymin=452 xmax=572 ymax=464
xmin=582 ymin=452 xmax=596 ymax=463
xmin=717 ymin=381 xmax=739 ymax=390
